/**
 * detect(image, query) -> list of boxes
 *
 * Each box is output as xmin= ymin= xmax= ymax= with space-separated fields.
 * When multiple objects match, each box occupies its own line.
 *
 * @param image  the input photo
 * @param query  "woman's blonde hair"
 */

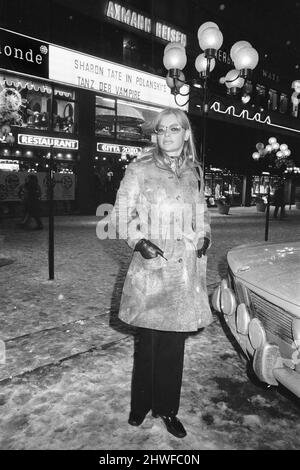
xmin=152 ymin=107 xmax=199 ymax=163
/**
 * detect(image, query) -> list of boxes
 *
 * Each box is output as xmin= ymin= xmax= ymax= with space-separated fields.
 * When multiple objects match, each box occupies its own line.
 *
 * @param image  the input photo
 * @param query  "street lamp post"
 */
xmin=162 ymin=22 xmax=259 ymax=172
xmin=200 ymin=67 xmax=209 ymax=171
xmin=48 ymin=84 xmax=55 ymax=281
xmin=48 ymin=145 xmax=55 ymax=280
xmin=264 ymin=184 xmax=271 ymax=242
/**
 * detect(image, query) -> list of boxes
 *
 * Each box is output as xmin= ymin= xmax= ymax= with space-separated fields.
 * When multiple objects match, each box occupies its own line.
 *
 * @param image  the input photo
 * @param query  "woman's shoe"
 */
xmin=128 ymin=411 xmax=146 ymax=426
xmin=153 ymin=414 xmax=187 ymax=438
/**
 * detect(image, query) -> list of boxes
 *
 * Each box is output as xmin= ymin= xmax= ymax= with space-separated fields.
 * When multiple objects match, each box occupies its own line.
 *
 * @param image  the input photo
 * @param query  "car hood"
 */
xmin=227 ymin=241 xmax=300 ymax=309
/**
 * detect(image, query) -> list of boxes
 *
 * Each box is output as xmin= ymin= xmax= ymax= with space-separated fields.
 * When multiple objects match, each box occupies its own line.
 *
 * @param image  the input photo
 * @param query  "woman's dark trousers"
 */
xmin=131 ymin=328 xmax=186 ymax=417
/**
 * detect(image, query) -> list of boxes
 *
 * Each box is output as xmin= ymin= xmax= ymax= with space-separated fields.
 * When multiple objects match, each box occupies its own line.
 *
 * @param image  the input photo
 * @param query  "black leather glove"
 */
xmin=197 ymin=237 xmax=210 ymax=258
xmin=134 ymin=239 xmax=164 ymax=259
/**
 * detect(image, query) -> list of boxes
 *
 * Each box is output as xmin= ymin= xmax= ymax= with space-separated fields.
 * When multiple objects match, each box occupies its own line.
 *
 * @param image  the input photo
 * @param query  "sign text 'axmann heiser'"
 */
xmin=105 ymin=1 xmax=187 ymax=46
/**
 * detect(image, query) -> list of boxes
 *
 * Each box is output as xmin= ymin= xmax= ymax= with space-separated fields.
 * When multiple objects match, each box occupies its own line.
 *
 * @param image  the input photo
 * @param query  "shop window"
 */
xmin=53 ymin=88 xmax=77 ymax=134
xmin=252 ymin=175 xmax=281 ymax=203
xmin=0 ymin=74 xmax=52 ymax=130
xmin=95 ymin=96 xmax=162 ymax=141
xmin=279 ymin=93 xmax=288 ymax=114
xmin=25 ymin=89 xmax=51 ymax=130
xmin=116 ymin=100 xmax=145 ymax=140
xmin=0 ymin=76 xmax=77 ymax=133
xmin=95 ymin=96 xmax=117 ymax=137
xmin=116 ymin=100 xmax=161 ymax=141
xmin=255 ymin=84 xmax=267 ymax=111
xmin=204 ymin=170 xmax=243 ymax=206
xmin=268 ymin=89 xmax=278 ymax=112
xmin=223 ymin=174 xmax=242 ymax=205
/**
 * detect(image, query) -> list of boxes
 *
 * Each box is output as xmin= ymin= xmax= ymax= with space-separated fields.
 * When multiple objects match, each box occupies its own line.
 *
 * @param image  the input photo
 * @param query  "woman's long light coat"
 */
xmin=110 ymin=150 xmax=213 ymax=332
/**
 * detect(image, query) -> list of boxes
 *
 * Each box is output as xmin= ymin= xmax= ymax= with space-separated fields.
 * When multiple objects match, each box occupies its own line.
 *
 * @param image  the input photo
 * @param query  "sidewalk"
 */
xmin=0 ymin=206 xmax=299 ymax=450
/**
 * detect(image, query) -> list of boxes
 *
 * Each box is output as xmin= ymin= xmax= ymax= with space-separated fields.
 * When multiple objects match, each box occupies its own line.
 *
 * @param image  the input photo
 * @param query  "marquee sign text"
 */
xmin=97 ymin=142 xmax=142 ymax=156
xmin=105 ymin=1 xmax=187 ymax=46
xmin=49 ymin=45 xmax=189 ymax=109
xmin=0 ymin=28 xmax=49 ymax=79
xmin=18 ymin=134 xmax=79 ymax=149
xmin=0 ymin=160 xmax=19 ymax=171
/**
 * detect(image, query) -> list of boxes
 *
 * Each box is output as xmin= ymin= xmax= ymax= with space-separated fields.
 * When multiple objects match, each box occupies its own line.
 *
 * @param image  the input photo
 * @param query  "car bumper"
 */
xmin=212 ymin=275 xmax=300 ymax=398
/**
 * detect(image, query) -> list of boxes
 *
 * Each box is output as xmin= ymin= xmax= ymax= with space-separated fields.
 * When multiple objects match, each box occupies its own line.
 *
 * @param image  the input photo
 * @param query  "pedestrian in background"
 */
xmin=273 ymin=181 xmax=286 ymax=219
xmin=109 ymin=107 xmax=212 ymax=438
xmin=19 ymin=174 xmax=43 ymax=230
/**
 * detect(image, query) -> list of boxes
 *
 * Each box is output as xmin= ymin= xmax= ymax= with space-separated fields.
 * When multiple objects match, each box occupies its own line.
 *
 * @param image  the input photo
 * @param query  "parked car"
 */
xmin=212 ymin=241 xmax=300 ymax=398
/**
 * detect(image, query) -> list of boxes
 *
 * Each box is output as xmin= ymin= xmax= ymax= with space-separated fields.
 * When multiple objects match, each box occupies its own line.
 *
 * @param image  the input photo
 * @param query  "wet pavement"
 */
xmin=0 ymin=206 xmax=300 ymax=450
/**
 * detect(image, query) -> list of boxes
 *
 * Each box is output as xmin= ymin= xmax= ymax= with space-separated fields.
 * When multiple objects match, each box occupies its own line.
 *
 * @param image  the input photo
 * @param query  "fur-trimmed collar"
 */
xmin=134 ymin=148 xmax=203 ymax=181
xmin=153 ymin=151 xmax=202 ymax=180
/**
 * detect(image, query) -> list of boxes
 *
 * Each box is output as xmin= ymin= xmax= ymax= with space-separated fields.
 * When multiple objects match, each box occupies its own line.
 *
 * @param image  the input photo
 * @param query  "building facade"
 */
xmin=0 ymin=0 xmax=299 ymax=214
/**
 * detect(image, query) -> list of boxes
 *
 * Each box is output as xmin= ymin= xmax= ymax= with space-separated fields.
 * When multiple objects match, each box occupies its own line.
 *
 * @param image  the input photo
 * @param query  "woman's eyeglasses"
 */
xmin=155 ymin=125 xmax=183 ymax=135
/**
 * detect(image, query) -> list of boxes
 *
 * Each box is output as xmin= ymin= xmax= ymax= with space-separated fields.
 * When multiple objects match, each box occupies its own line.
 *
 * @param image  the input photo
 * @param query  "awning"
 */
xmin=0 ymin=75 xmax=52 ymax=94
xmin=0 ymin=75 xmax=72 ymax=98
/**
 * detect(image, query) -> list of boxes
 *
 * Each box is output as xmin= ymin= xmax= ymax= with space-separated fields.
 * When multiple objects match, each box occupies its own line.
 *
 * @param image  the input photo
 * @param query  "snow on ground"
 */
xmin=0 ymin=208 xmax=300 ymax=449
xmin=0 ymin=321 xmax=299 ymax=450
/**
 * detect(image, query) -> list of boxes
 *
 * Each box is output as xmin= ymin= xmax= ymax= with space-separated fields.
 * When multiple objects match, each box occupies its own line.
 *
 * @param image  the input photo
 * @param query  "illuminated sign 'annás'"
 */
xmin=210 ymin=101 xmax=272 ymax=124
xmin=210 ymin=101 xmax=300 ymax=134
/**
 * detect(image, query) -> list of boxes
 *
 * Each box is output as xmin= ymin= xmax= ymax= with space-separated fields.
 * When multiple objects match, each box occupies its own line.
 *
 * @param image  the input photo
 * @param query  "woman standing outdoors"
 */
xmin=110 ymin=107 xmax=212 ymax=438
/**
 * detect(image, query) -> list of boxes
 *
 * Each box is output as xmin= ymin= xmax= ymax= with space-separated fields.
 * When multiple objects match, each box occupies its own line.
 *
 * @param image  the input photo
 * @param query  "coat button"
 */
xmin=178 ymin=258 xmax=183 ymax=263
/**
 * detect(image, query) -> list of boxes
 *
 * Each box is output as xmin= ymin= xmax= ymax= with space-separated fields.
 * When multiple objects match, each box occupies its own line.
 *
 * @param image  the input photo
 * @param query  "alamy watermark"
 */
xmin=95 ymin=198 xmax=207 ymax=243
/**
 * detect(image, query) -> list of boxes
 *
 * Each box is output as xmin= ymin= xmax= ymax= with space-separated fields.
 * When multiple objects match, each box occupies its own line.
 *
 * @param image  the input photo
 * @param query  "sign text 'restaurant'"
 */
xmin=18 ymin=134 xmax=79 ymax=149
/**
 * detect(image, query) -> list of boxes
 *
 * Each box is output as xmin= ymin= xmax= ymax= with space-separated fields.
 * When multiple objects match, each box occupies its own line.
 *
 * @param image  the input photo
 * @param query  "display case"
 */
xmin=251 ymin=174 xmax=281 ymax=204
xmin=204 ymin=168 xmax=243 ymax=206
xmin=0 ymin=75 xmax=78 ymax=134
xmin=53 ymin=87 xmax=77 ymax=134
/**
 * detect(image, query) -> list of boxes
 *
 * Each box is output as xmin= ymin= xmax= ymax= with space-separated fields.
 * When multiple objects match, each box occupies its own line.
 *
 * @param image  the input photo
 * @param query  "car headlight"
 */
xmin=212 ymin=279 xmax=229 ymax=313
xmin=220 ymin=287 xmax=237 ymax=316
xmin=253 ymin=343 xmax=282 ymax=386
xmin=211 ymin=285 xmax=221 ymax=312
xmin=292 ymin=319 xmax=300 ymax=349
xmin=248 ymin=318 xmax=267 ymax=350
xmin=236 ymin=303 xmax=250 ymax=335
xmin=292 ymin=319 xmax=300 ymax=369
